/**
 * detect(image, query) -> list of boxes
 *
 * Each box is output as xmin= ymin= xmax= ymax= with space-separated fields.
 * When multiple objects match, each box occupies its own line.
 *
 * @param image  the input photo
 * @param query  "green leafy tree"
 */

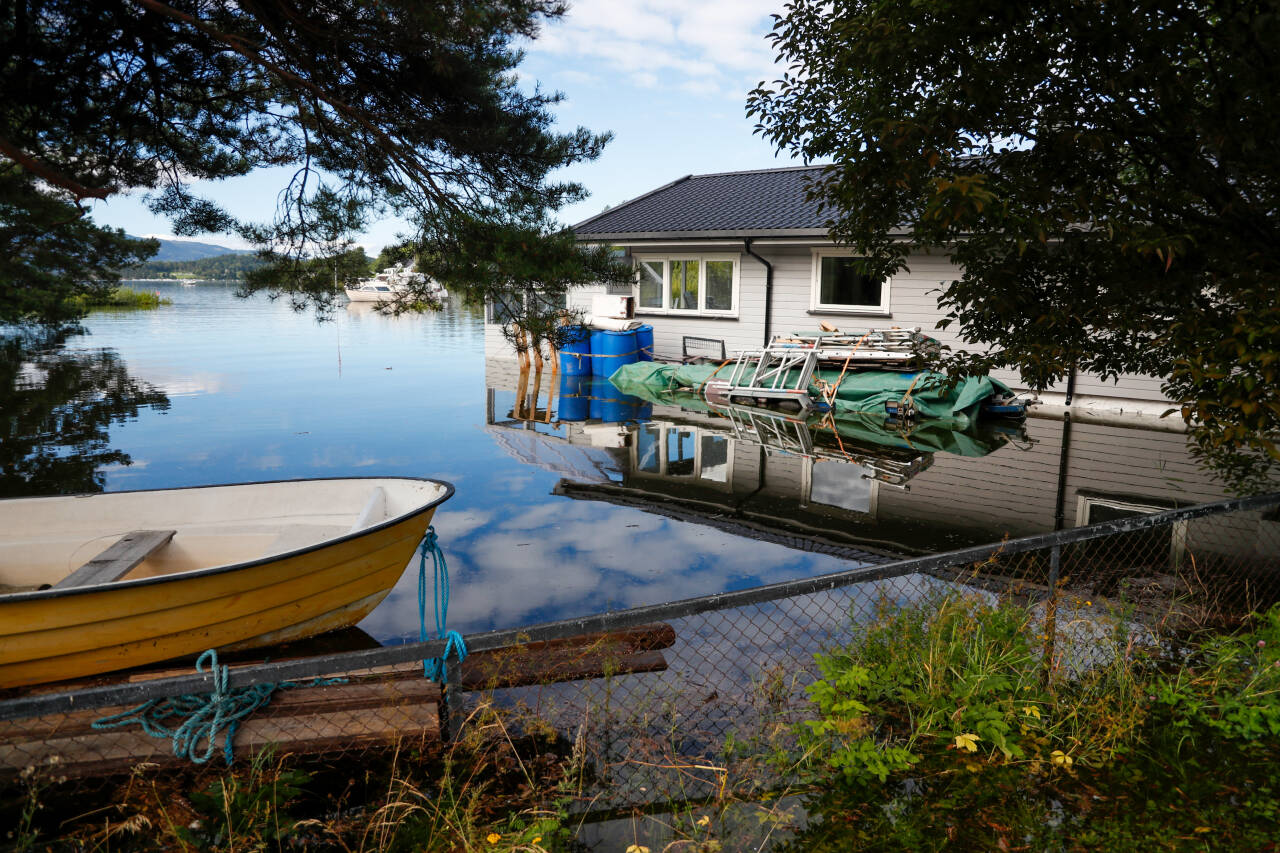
xmin=748 ymin=0 xmax=1280 ymax=491
xmin=126 ymin=252 xmax=270 ymax=281
xmin=420 ymin=211 xmax=631 ymax=358
xmin=1 ymin=168 xmax=158 ymax=322
xmin=1 ymin=0 xmax=625 ymax=321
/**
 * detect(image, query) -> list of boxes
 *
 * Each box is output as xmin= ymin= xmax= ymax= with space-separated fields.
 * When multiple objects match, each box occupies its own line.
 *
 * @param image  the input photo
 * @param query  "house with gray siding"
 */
xmin=485 ymin=165 xmax=1175 ymax=424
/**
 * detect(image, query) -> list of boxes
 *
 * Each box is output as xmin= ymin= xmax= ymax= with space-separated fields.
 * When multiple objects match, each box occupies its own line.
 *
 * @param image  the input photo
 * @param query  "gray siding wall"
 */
xmin=625 ymin=242 xmax=1170 ymax=403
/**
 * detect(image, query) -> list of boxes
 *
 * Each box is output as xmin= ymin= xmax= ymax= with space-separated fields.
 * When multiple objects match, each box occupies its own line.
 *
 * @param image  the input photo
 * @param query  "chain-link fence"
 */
xmin=2 ymin=493 xmax=1278 ymax=846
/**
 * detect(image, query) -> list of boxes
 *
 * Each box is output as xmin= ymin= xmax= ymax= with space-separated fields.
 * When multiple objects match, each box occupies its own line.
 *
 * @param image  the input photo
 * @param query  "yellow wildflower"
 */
xmin=696 ymin=815 xmax=711 ymax=827
xmin=531 ymin=837 xmax=542 ymax=845
xmin=954 ymin=732 xmax=980 ymax=752
xmin=486 ymin=833 xmax=502 ymax=845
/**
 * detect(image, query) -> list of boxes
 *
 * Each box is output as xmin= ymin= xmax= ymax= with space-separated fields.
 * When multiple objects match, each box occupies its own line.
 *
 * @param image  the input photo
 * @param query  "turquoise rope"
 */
xmin=418 ymin=526 xmax=466 ymax=682
xmin=91 ymin=650 xmax=340 ymax=765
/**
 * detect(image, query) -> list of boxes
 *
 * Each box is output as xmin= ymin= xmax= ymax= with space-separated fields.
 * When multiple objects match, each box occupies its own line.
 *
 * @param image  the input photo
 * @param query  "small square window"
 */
xmin=812 ymin=253 xmax=890 ymax=313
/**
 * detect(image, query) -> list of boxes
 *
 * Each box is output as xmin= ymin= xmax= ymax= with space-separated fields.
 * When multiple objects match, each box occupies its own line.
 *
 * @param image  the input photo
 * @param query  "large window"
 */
xmin=810 ymin=250 xmax=890 ymax=314
xmin=633 ymin=254 xmax=738 ymax=316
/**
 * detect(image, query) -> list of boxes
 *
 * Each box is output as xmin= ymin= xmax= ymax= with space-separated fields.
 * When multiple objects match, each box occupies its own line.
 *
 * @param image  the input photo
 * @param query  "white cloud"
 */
xmin=529 ymin=0 xmax=781 ymax=98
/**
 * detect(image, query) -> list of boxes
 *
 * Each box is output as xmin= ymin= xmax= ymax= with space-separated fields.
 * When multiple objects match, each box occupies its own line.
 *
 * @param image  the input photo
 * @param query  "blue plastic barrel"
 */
xmin=558 ymin=325 xmax=592 ymax=376
xmin=558 ymin=373 xmax=589 ymax=421
xmin=596 ymin=392 xmax=644 ymax=423
xmin=635 ymin=324 xmax=654 ymax=361
xmin=590 ymin=329 xmax=638 ymax=377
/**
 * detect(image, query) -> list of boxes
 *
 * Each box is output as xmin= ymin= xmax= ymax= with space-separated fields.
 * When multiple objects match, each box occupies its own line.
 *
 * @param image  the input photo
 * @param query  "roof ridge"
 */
xmin=689 ymin=163 xmax=828 ymax=179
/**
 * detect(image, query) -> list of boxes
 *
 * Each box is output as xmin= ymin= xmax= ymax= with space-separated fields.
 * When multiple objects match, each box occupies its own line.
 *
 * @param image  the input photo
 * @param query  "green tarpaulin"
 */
xmin=609 ymin=362 xmax=1013 ymax=429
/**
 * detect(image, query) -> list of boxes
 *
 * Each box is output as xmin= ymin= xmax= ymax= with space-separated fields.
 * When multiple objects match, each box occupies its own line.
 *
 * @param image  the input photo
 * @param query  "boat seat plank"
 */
xmin=349 ymin=486 xmax=387 ymax=533
xmin=54 ymin=530 xmax=176 ymax=590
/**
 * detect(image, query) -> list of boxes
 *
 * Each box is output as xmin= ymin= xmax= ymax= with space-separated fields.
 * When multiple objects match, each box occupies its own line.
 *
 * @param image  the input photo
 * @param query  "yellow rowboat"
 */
xmin=0 ymin=477 xmax=454 ymax=689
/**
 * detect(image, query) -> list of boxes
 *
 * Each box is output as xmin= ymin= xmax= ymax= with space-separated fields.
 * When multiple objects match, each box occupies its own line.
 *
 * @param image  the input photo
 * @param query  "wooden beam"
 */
xmin=54 ymin=530 xmax=176 ymax=589
xmin=0 ymin=679 xmax=441 ymax=778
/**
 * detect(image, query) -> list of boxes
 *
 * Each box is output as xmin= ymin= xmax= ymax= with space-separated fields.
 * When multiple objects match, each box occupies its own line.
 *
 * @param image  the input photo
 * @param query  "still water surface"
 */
xmin=5 ymin=283 xmax=903 ymax=644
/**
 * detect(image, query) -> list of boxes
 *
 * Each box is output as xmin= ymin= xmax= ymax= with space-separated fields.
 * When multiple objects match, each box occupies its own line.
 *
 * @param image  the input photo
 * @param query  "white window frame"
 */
xmin=810 ymin=248 xmax=892 ymax=315
xmin=629 ymin=423 xmax=735 ymax=490
xmin=1076 ymin=495 xmax=1188 ymax=567
xmin=632 ymin=254 xmax=740 ymax=318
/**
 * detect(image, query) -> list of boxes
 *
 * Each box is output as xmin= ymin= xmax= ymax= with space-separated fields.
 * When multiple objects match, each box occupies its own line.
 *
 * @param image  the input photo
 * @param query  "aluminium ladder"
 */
xmin=721 ymin=344 xmax=824 ymax=412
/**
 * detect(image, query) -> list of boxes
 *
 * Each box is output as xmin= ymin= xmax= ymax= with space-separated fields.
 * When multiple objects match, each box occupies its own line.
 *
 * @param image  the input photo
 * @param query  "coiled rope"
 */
xmin=418 ymin=526 xmax=467 ymax=683
xmin=91 ymin=649 xmax=340 ymax=765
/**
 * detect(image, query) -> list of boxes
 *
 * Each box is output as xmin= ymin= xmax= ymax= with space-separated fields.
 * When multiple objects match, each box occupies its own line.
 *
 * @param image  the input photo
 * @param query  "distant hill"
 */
xmin=130 ymin=235 xmax=254 ymax=262
xmin=124 ymin=252 xmax=266 ymax=281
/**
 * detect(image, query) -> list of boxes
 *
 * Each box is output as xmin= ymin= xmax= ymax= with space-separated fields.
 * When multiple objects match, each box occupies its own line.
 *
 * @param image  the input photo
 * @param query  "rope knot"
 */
xmin=418 ymin=526 xmax=467 ymax=684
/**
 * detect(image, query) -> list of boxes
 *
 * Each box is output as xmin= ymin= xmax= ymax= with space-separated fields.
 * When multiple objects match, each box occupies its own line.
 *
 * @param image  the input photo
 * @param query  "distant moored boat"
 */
xmin=344 ymin=263 xmax=448 ymax=303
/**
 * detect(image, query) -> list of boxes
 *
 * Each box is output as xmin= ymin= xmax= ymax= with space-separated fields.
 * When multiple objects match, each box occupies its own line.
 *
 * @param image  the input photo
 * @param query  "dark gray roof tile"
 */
xmin=573 ymin=165 xmax=828 ymax=237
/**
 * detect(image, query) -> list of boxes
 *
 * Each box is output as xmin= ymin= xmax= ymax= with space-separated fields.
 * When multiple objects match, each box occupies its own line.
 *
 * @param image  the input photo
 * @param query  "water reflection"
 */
xmin=0 ymin=326 xmax=169 ymax=497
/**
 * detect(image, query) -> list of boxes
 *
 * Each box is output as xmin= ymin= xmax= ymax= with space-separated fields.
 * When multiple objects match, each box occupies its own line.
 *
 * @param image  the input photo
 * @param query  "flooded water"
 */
xmin=1 ymin=282 xmax=1231 ymax=644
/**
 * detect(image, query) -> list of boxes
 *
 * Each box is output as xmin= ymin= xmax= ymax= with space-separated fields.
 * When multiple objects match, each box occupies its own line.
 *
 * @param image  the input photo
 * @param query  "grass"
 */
xmin=65 ymin=286 xmax=172 ymax=312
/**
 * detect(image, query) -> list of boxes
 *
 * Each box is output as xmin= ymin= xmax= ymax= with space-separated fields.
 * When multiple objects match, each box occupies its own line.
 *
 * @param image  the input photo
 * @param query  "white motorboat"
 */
xmin=344 ymin=263 xmax=449 ymax=303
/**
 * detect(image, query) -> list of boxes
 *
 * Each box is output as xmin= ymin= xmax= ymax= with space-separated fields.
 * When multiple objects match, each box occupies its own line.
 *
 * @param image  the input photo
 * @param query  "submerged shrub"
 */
xmin=792 ymin=594 xmax=1280 ymax=850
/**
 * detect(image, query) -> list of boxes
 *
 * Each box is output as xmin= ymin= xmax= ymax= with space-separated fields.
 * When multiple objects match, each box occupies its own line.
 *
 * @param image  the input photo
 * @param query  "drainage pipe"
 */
xmin=743 ymin=237 xmax=774 ymax=346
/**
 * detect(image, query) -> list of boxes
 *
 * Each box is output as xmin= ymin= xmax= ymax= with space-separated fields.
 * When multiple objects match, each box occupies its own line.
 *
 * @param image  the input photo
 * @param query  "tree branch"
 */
xmin=0 ymin=135 xmax=110 ymax=200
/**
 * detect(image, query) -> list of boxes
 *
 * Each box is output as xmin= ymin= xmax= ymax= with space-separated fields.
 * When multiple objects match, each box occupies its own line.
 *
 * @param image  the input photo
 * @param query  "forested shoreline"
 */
xmin=122 ymin=253 xmax=266 ymax=280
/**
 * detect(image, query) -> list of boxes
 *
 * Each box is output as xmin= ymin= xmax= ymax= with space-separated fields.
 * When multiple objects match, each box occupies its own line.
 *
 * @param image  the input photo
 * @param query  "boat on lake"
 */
xmin=0 ymin=477 xmax=453 ymax=689
xmin=344 ymin=263 xmax=448 ymax=303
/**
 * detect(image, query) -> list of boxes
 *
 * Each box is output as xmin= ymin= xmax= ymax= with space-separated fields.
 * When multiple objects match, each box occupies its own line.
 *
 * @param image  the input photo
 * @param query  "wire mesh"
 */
xmin=2 ymin=494 xmax=1278 ymax=847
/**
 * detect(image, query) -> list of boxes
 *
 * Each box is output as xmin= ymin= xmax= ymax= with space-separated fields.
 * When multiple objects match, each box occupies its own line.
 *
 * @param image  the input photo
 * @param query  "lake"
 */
xmin=2 ymin=281 xmax=1233 ymax=646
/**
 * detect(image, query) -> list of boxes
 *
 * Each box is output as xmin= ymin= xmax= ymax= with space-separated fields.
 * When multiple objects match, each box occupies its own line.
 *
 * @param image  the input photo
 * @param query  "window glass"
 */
xmin=819 ymin=257 xmax=884 ymax=309
xmin=667 ymin=427 xmax=696 ymax=475
xmin=670 ymin=260 xmax=699 ymax=310
xmin=490 ymin=296 xmax=518 ymax=325
xmin=700 ymin=434 xmax=729 ymax=482
xmin=637 ymin=260 xmax=664 ymax=308
xmin=810 ymin=461 xmax=873 ymax=513
xmin=706 ymin=260 xmax=733 ymax=311
xmin=636 ymin=425 xmax=661 ymax=473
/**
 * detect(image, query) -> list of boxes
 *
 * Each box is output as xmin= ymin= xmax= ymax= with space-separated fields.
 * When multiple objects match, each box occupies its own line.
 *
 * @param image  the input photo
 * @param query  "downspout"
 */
xmin=1052 ymin=363 xmax=1078 ymax=532
xmin=743 ymin=237 xmax=774 ymax=346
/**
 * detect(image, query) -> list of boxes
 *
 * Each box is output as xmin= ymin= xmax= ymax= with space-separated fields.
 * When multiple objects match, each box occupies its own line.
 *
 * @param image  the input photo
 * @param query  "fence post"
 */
xmin=1042 ymin=544 xmax=1061 ymax=683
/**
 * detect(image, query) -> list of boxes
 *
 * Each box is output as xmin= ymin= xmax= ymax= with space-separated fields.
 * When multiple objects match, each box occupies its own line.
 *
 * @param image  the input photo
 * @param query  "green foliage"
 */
xmin=125 ymin=252 xmax=269 ymax=281
xmin=179 ymin=751 xmax=311 ymax=850
xmin=787 ymin=594 xmax=1280 ymax=850
xmin=749 ymin=0 xmax=1280 ymax=491
xmin=2 ymin=0 xmax=611 ymax=330
xmin=0 ymin=168 xmax=158 ymax=323
xmin=422 ymin=214 xmax=632 ymax=353
xmin=243 ymin=247 xmax=378 ymax=312
xmin=64 ymin=286 xmax=171 ymax=310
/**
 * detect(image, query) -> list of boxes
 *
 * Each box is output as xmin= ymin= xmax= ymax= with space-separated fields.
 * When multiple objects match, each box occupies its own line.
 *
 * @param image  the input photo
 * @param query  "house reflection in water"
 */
xmin=484 ymin=359 xmax=1273 ymax=569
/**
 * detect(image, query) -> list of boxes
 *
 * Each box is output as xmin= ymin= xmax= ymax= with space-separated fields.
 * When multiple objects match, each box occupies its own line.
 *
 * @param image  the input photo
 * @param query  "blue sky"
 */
xmin=90 ymin=0 xmax=801 ymax=253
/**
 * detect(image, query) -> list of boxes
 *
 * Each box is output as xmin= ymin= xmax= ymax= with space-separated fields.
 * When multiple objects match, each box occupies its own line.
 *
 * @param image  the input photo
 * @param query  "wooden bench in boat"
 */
xmin=53 ymin=530 xmax=176 ymax=590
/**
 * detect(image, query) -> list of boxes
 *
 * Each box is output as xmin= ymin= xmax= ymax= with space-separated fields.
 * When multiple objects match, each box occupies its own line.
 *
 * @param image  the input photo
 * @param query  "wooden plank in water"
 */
xmin=343 ymin=623 xmax=677 ymax=690
xmin=0 ymin=680 xmax=440 ymax=779
xmin=53 ymin=530 xmax=176 ymax=589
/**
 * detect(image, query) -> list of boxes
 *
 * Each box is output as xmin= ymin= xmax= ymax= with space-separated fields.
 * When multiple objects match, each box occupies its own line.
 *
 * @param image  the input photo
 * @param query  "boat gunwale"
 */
xmin=0 ymin=476 xmax=455 ymax=603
